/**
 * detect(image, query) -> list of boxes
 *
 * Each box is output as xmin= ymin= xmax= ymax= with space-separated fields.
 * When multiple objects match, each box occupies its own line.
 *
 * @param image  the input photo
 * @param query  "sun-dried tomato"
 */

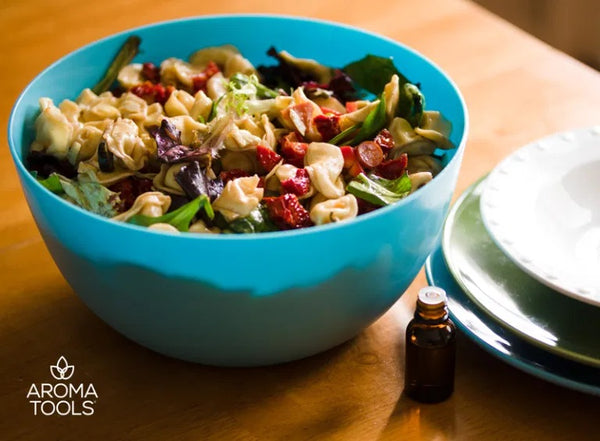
xmin=141 ymin=62 xmax=161 ymax=83
xmin=256 ymin=144 xmax=282 ymax=173
xmin=313 ymin=114 xmax=340 ymax=142
xmin=374 ymin=154 xmax=408 ymax=180
xmin=280 ymin=132 xmax=309 ymax=168
xmin=374 ymin=128 xmax=395 ymax=152
xmin=219 ymin=169 xmax=251 ymax=184
xmin=191 ymin=61 xmax=221 ymax=94
xmin=109 ymin=177 xmax=154 ymax=211
xmin=263 ymin=193 xmax=312 ymax=230
xmin=280 ymin=168 xmax=311 ymax=197
xmin=130 ymin=81 xmax=174 ymax=105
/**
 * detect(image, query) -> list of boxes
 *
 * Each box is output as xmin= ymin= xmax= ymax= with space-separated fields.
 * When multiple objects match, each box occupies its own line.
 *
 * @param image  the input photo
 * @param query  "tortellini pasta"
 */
xmin=338 ymin=99 xmax=381 ymax=131
xmin=112 ymin=192 xmax=171 ymax=222
xmin=304 ymin=142 xmax=345 ymax=199
xmin=280 ymin=88 xmax=323 ymax=141
xmin=103 ymin=118 xmax=149 ymax=171
xmin=164 ymin=90 xmax=195 ymax=117
xmin=212 ymin=175 xmax=263 ymax=221
xmin=31 ymin=98 xmax=77 ymax=160
xmin=117 ymin=63 xmax=144 ymax=89
xmin=310 ymin=194 xmax=358 ymax=225
xmin=153 ymin=163 xmax=186 ymax=196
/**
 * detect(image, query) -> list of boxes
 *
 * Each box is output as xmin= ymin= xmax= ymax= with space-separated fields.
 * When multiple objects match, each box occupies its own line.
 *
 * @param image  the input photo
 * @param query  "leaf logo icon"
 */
xmin=50 ymin=356 xmax=74 ymax=380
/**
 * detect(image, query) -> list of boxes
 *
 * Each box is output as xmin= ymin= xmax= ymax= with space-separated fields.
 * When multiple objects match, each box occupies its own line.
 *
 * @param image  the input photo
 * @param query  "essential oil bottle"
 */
xmin=404 ymin=286 xmax=456 ymax=403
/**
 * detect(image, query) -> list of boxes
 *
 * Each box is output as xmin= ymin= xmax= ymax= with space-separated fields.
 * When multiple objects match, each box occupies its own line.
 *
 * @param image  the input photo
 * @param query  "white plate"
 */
xmin=480 ymin=127 xmax=600 ymax=307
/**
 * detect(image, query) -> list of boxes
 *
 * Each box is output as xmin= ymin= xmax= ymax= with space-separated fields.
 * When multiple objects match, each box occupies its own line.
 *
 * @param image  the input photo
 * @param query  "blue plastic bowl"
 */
xmin=8 ymin=15 xmax=467 ymax=366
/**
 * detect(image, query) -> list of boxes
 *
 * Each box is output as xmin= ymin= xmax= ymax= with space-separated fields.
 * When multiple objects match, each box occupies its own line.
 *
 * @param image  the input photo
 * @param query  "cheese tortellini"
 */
xmin=310 ymin=194 xmax=358 ymax=225
xmin=112 ymin=192 xmax=171 ymax=221
xmin=212 ymin=175 xmax=264 ymax=221
xmin=304 ymin=142 xmax=345 ymax=199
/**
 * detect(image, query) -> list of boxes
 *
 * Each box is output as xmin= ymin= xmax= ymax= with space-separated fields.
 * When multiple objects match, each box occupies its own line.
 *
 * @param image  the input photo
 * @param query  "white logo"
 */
xmin=50 ymin=356 xmax=74 ymax=380
xmin=27 ymin=356 xmax=98 ymax=416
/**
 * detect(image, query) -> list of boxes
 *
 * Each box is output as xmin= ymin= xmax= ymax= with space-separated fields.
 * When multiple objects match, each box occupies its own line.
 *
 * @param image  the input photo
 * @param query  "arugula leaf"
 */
xmin=329 ymin=122 xmax=362 ymax=145
xmin=92 ymin=35 xmax=141 ymax=94
xmin=350 ymin=96 xmax=387 ymax=145
xmin=330 ymin=96 xmax=387 ymax=146
xmin=37 ymin=174 xmax=63 ymax=193
xmin=343 ymin=55 xmax=409 ymax=96
xmin=346 ymin=172 xmax=412 ymax=206
xmin=224 ymin=206 xmax=277 ymax=234
xmin=127 ymin=195 xmax=213 ymax=232
xmin=59 ymin=175 xmax=122 ymax=217
xmin=396 ymin=83 xmax=425 ymax=127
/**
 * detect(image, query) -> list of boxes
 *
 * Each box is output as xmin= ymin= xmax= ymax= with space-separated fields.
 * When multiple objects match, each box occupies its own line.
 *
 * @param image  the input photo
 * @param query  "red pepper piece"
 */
xmin=345 ymin=101 xmax=361 ymax=113
xmin=130 ymin=81 xmax=174 ymax=105
xmin=340 ymin=146 xmax=364 ymax=177
xmin=191 ymin=61 xmax=220 ymax=94
xmin=256 ymin=144 xmax=282 ymax=173
xmin=263 ymin=193 xmax=312 ymax=230
xmin=319 ymin=106 xmax=342 ymax=116
xmin=280 ymin=132 xmax=309 ymax=168
xmin=356 ymin=141 xmax=384 ymax=169
xmin=141 ymin=62 xmax=161 ymax=83
xmin=374 ymin=154 xmax=408 ymax=180
xmin=219 ymin=169 xmax=251 ymax=184
xmin=313 ymin=114 xmax=340 ymax=142
xmin=373 ymin=128 xmax=395 ymax=151
xmin=280 ymin=168 xmax=311 ymax=197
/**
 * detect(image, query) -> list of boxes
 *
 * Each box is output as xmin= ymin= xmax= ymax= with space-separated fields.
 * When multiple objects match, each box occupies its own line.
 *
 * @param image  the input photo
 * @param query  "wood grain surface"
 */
xmin=1 ymin=0 xmax=599 ymax=439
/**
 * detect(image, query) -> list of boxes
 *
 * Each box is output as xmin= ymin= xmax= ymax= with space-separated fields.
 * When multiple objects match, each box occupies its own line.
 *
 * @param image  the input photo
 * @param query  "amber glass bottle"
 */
xmin=404 ymin=286 xmax=456 ymax=403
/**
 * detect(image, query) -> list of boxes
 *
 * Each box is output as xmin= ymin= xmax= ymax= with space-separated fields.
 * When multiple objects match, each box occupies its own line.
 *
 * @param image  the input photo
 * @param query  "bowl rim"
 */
xmin=7 ymin=13 xmax=469 ymax=241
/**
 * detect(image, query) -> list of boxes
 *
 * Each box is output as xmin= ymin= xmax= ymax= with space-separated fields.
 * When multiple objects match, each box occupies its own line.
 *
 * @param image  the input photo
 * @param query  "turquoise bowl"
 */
xmin=8 ymin=15 xmax=468 ymax=366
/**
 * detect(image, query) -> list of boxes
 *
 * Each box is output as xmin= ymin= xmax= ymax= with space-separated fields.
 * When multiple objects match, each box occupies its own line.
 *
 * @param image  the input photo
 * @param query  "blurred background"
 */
xmin=473 ymin=0 xmax=600 ymax=70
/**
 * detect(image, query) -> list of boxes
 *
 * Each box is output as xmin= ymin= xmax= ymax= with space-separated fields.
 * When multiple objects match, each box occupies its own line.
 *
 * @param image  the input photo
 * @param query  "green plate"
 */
xmin=442 ymin=177 xmax=600 ymax=367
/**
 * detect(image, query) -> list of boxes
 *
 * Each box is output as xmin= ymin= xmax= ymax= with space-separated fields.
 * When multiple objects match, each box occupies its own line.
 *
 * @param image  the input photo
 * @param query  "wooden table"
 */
xmin=2 ymin=0 xmax=599 ymax=439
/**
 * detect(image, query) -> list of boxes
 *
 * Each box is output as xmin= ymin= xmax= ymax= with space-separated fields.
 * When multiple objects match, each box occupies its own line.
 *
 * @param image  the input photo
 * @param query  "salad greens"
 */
xmin=222 ymin=206 xmax=278 ymax=234
xmin=346 ymin=172 xmax=412 ymax=206
xmin=396 ymin=83 xmax=425 ymax=127
xmin=128 ymin=195 xmax=213 ymax=232
xmin=28 ymin=40 xmax=454 ymax=234
xmin=343 ymin=54 xmax=409 ymax=96
xmin=37 ymin=172 xmax=121 ymax=217
xmin=92 ymin=36 xmax=141 ymax=95
xmin=330 ymin=96 xmax=386 ymax=146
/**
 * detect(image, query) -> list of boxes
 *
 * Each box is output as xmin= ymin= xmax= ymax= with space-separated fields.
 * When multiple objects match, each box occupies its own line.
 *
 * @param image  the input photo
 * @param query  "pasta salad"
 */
xmin=27 ymin=37 xmax=455 ymax=234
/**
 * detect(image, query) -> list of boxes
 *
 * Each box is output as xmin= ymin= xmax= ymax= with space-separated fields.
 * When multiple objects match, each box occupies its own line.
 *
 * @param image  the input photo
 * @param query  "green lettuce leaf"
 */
xmin=229 ymin=73 xmax=279 ymax=99
xmin=59 ymin=176 xmax=122 ymax=218
xmin=37 ymin=174 xmax=63 ymax=193
xmin=36 ymin=172 xmax=121 ymax=217
xmin=127 ymin=195 xmax=213 ymax=232
xmin=223 ymin=206 xmax=277 ymax=234
xmin=350 ymin=96 xmax=387 ymax=145
xmin=396 ymin=83 xmax=425 ymax=127
xmin=346 ymin=172 xmax=412 ymax=206
xmin=330 ymin=96 xmax=386 ymax=146
xmin=343 ymin=55 xmax=409 ymax=96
